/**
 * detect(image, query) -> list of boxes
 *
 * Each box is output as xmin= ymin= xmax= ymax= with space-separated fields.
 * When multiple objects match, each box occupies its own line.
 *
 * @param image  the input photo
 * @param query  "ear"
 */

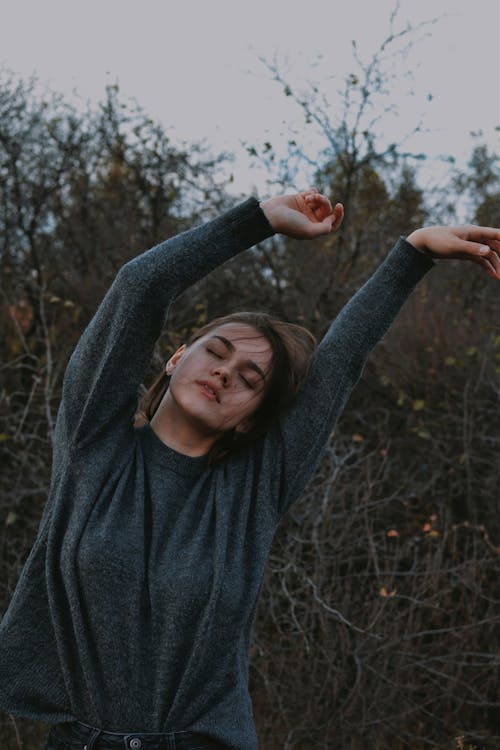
xmin=166 ymin=344 xmax=186 ymax=375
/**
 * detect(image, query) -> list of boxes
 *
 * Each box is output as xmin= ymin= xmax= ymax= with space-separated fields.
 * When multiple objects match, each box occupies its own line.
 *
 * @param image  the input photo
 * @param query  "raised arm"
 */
xmin=56 ymin=198 xmax=274 ymax=451
xmin=266 ymin=217 xmax=500 ymax=517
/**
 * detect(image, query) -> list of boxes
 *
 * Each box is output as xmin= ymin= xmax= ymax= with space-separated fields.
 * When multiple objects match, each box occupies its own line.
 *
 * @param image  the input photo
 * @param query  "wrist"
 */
xmin=406 ymin=229 xmax=436 ymax=259
xmin=259 ymin=199 xmax=278 ymax=232
xmin=406 ymin=228 xmax=428 ymax=251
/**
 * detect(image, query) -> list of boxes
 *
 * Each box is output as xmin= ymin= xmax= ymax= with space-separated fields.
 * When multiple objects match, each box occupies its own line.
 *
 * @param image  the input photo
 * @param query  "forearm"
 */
xmin=320 ymin=237 xmax=435 ymax=376
xmin=274 ymin=236 xmax=435 ymax=514
xmin=122 ymin=197 xmax=274 ymax=300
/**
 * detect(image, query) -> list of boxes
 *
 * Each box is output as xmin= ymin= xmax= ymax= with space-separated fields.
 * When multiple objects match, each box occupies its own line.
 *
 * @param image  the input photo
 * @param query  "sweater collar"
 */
xmin=136 ymin=422 xmax=210 ymax=477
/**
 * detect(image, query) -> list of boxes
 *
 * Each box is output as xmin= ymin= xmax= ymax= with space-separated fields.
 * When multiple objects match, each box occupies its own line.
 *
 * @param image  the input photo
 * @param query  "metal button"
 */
xmin=129 ymin=739 xmax=142 ymax=750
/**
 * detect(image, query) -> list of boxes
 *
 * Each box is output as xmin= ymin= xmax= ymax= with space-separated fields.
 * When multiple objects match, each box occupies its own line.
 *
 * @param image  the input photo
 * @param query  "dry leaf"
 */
xmin=379 ymin=587 xmax=397 ymax=597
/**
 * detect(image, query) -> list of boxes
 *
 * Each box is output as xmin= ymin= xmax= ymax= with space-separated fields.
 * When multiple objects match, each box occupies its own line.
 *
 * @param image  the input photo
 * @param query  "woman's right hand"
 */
xmin=261 ymin=188 xmax=344 ymax=240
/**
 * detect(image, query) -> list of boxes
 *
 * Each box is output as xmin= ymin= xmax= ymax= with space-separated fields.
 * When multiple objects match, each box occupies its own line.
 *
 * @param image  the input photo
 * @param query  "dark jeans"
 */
xmin=43 ymin=720 xmax=228 ymax=750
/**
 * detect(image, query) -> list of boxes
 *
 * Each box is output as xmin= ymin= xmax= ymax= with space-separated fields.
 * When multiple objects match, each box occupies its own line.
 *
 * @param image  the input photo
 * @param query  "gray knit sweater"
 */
xmin=0 ymin=198 xmax=435 ymax=749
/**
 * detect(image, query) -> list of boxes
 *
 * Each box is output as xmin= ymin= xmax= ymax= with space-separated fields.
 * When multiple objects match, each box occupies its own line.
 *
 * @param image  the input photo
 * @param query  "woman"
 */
xmin=0 ymin=189 xmax=498 ymax=750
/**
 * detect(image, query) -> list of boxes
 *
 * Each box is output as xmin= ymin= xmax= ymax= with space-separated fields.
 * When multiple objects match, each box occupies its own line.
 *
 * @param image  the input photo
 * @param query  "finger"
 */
xmin=485 ymin=250 xmax=500 ymax=279
xmin=304 ymin=193 xmax=330 ymax=207
xmin=484 ymin=238 xmax=500 ymax=254
xmin=471 ymin=252 xmax=500 ymax=280
xmin=481 ymin=256 xmax=499 ymax=279
xmin=301 ymin=187 xmax=319 ymax=201
xmin=305 ymin=194 xmax=333 ymax=221
xmin=462 ymin=232 xmax=500 ymax=274
xmin=452 ymin=238 xmax=493 ymax=258
xmin=331 ymin=202 xmax=344 ymax=230
xmin=315 ymin=195 xmax=333 ymax=217
xmin=464 ymin=226 xmax=500 ymax=243
xmin=459 ymin=240 xmax=500 ymax=279
xmin=477 ymin=246 xmax=500 ymax=270
xmin=303 ymin=204 xmax=345 ymax=238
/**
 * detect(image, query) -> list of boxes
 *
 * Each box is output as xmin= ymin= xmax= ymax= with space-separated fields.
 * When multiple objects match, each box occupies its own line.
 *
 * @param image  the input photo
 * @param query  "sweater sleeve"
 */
xmin=55 ymin=198 xmax=274 ymax=450
xmin=268 ymin=237 xmax=436 ymax=517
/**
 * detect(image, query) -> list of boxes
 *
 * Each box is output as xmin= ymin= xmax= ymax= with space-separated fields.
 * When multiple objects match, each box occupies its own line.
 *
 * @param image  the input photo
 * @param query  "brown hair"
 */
xmin=135 ymin=312 xmax=317 ymax=462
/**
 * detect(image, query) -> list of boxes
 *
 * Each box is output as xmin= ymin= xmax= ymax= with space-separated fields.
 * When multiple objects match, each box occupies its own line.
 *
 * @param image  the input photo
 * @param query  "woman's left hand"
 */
xmin=407 ymin=225 xmax=500 ymax=280
xmin=261 ymin=188 xmax=344 ymax=240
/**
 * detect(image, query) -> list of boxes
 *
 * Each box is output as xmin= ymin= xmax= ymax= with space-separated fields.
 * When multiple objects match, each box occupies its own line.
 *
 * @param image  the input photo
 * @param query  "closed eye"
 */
xmin=239 ymin=374 xmax=255 ymax=389
xmin=206 ymin=348 xmax=223 ymax=359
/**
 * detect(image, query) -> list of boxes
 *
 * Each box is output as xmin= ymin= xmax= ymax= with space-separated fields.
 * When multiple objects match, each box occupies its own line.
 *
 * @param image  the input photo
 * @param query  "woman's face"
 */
xmin=165 ymin=323 xmax=274 ymax=436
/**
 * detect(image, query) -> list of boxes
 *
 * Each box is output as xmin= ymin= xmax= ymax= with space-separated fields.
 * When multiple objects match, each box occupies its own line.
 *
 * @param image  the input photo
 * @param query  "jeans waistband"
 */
xmin=50 ymin=720 xmax=219 ymax=750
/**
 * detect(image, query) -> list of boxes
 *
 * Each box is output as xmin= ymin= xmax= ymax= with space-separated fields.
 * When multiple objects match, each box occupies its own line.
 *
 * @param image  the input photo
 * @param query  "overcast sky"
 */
xmin=1 ymin=0 xmax=498 ymax=196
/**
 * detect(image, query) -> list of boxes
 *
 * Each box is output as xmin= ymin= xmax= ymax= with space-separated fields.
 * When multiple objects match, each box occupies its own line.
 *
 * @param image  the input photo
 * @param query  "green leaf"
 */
xmin=417 ymin=430 xmax=431 ymax=439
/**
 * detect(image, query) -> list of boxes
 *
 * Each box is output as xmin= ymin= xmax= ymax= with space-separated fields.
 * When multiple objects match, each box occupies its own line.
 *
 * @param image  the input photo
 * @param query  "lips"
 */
xmin=197 ymin=381 xmax=220 ymax=403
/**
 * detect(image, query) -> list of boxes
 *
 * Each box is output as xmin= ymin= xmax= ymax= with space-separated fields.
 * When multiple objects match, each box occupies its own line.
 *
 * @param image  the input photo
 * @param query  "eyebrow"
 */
xmin=211 ymin=335 xmax=267 ymax=382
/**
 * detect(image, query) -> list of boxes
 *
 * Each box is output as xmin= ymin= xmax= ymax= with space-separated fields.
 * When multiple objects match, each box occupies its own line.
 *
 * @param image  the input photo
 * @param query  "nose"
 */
xmin=212 ymin=364 xmax=231 ymax=386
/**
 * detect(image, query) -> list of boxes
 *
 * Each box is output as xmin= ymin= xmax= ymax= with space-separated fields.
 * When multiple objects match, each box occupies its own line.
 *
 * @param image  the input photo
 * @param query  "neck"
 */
xmin=149 ymin=391 xmax=218 ymax=457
